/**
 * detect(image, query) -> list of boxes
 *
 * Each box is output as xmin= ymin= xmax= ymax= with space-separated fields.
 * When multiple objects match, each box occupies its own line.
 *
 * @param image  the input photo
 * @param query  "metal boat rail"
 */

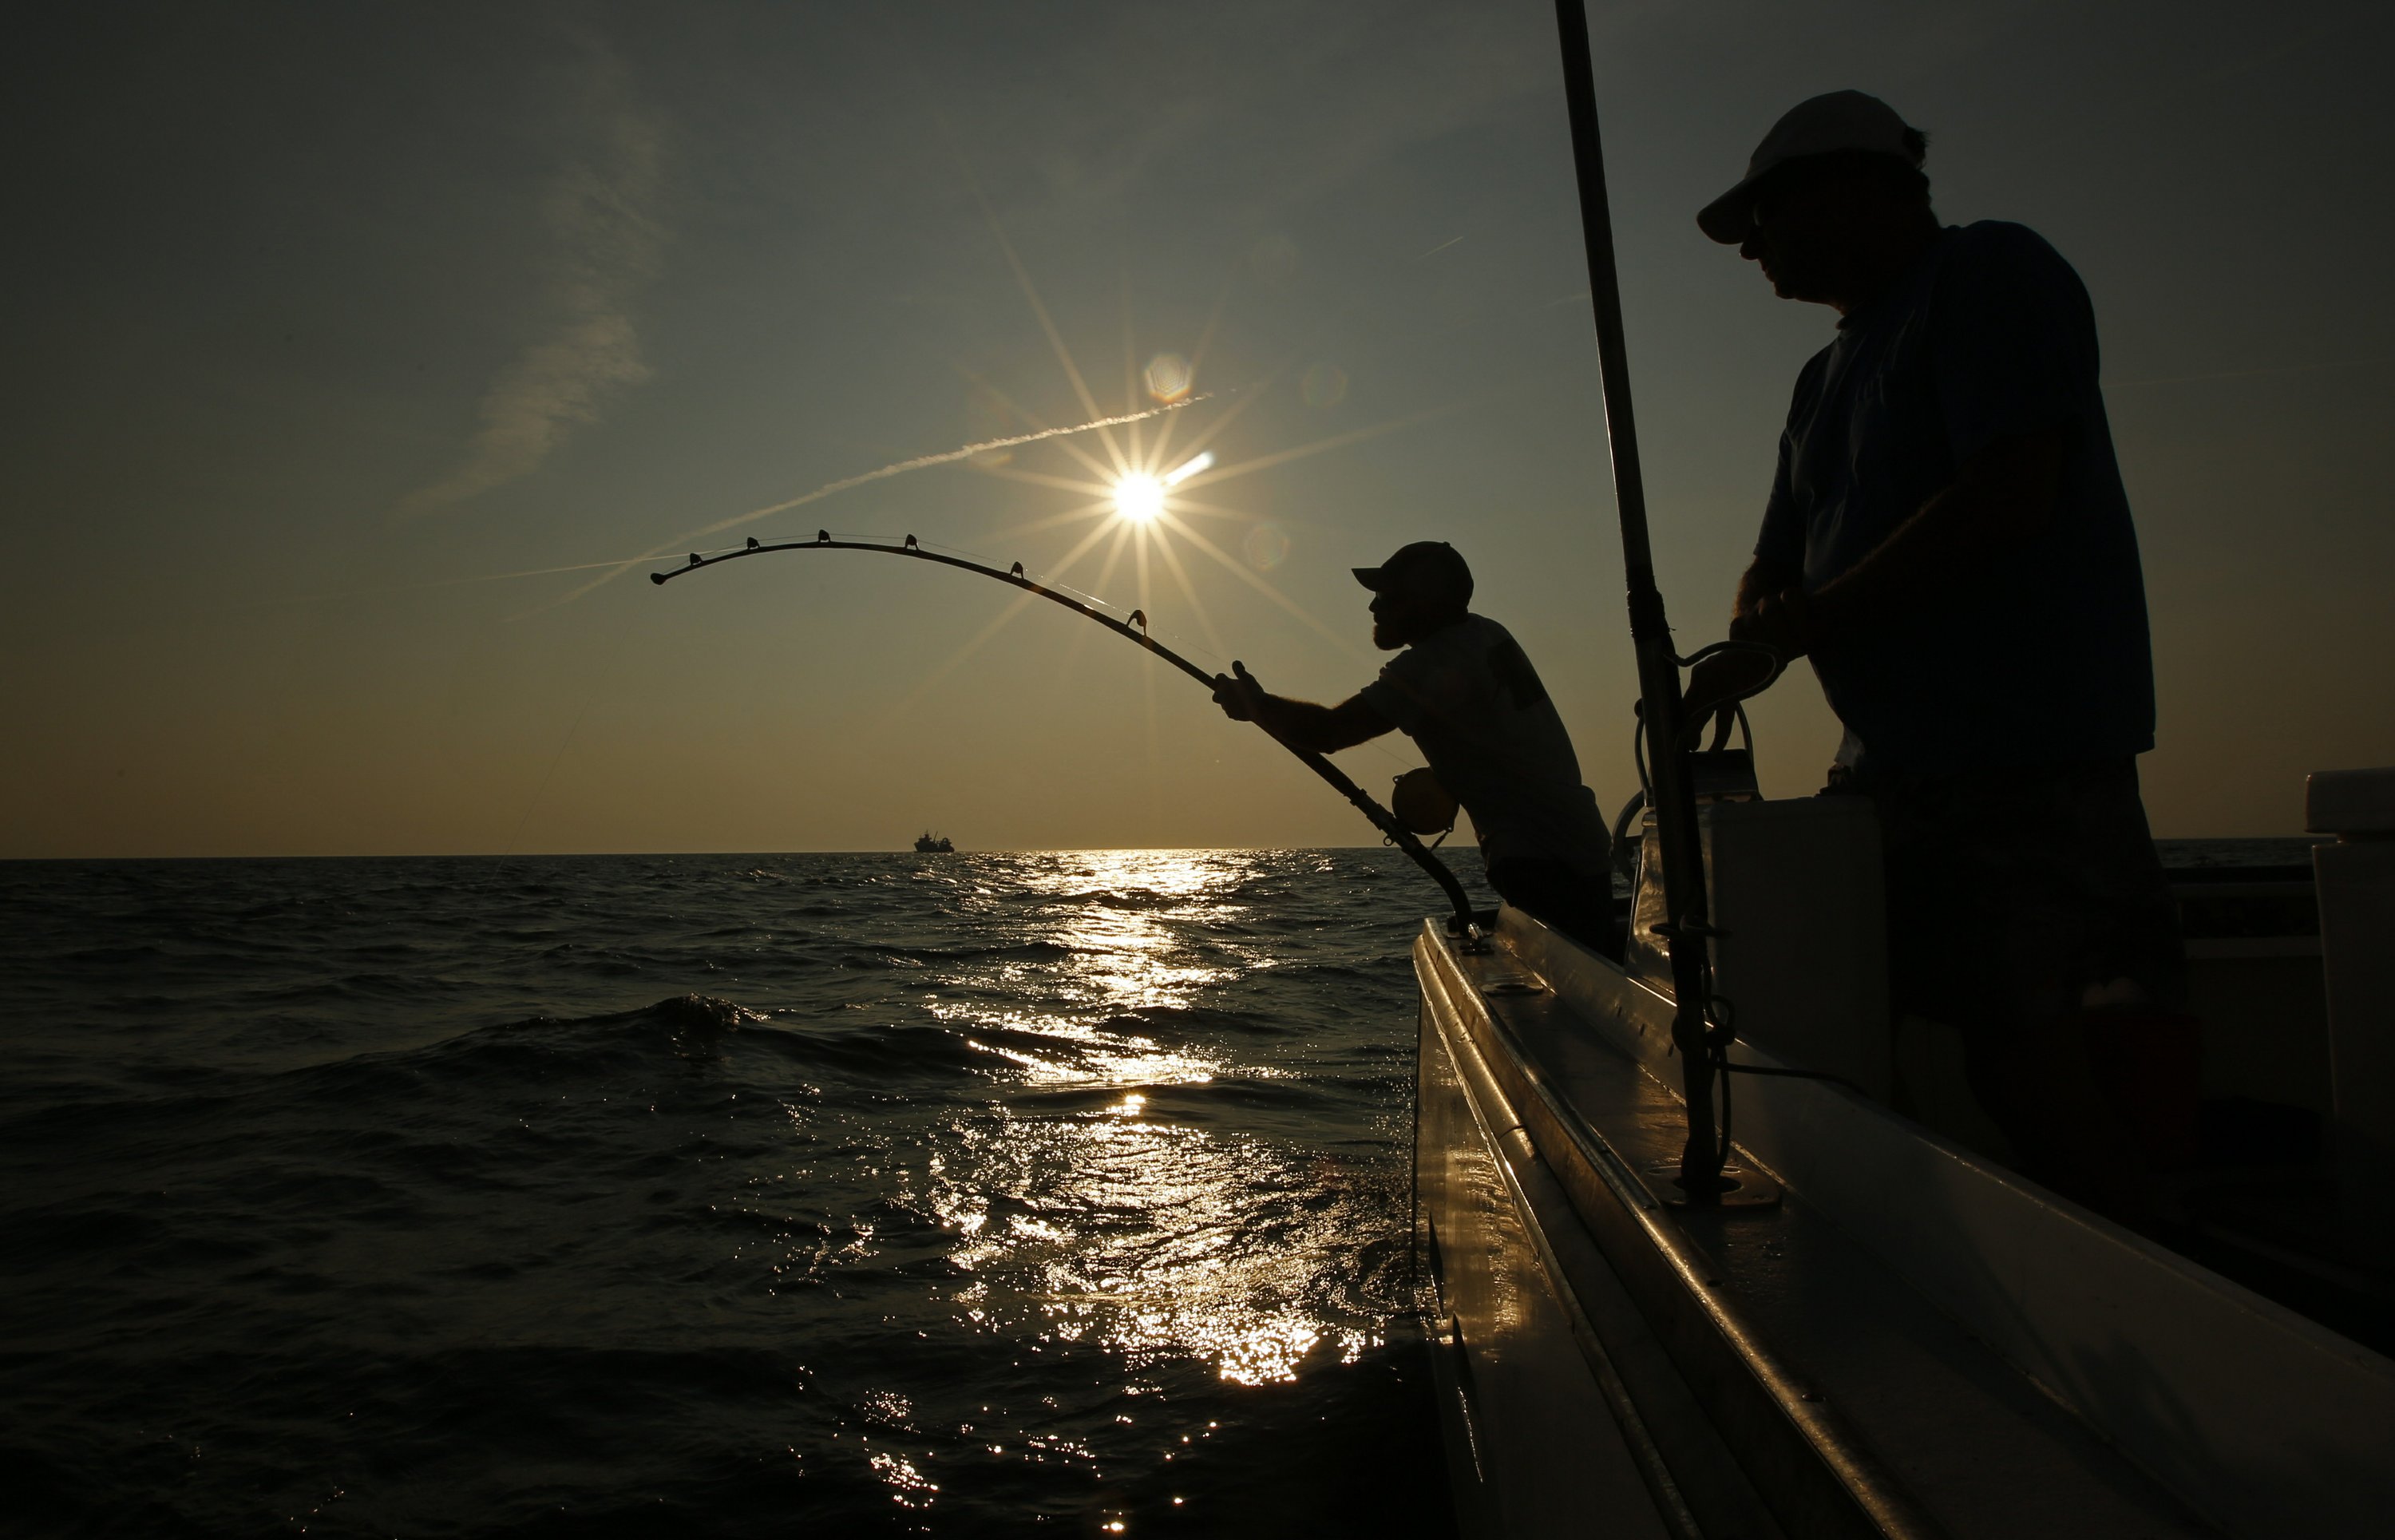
xmin=1414 ymin=909 xmax=2395 ymax=1538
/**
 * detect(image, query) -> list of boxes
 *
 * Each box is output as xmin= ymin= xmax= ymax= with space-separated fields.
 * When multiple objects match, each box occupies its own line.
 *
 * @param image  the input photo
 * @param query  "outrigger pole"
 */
xmin=652 ymin=533 xmax=1486 ymax=940
xmin=1547 ymin=2 xmax=1730 ymax=1198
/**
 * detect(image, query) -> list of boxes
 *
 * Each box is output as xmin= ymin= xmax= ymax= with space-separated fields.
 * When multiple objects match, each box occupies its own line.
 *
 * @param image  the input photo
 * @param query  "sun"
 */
xmin=1114 ymin=473 xmax=1165 ymax=523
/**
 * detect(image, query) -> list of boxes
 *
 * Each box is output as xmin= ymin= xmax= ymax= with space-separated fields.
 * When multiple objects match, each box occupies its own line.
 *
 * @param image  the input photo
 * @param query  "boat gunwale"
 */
xmin=1472 ymin=909 xmax=2395 ymax=1538
xmin=1416 ymin=956 xmax=1708 ymax=1538
xmin=1416 ymin=924 xmax=1947 ymax=1540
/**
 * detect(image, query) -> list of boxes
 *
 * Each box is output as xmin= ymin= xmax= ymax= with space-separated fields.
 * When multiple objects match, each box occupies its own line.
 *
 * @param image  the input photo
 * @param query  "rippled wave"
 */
xmin=0 ymin=849 xmax=1474 ymax=1537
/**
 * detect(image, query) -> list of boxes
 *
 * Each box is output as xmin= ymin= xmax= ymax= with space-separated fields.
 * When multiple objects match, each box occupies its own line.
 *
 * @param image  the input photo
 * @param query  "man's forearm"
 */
xmin=1815 ymin=473 xmax=2017 ymax=633
xmin=1244 ymin=691 xmax=1390 ymax=754
xmin=1750 ymin=426 xmax=2065 ymax=651
xmin=1251 ymin=693 xmax=1348 ymax=752
xmin=1213 ymin=659 xmax=1391 ymax=750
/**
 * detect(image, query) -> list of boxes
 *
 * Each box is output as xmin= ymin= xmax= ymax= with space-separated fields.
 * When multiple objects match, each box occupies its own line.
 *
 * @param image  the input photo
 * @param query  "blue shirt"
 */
xmin=1754 ymin=220 xmax=2155 ymax=776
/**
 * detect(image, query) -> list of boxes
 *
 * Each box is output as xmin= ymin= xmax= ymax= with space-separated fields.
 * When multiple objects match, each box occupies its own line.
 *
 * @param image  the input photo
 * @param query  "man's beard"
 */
xmin=1372 ymin=619 xmax=1403 ymax=650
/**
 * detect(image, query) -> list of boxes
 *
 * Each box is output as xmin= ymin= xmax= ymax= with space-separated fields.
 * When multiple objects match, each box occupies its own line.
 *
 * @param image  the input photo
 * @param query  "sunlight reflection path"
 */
xmin=903 ymin=852 xmax=1384 ymax=1388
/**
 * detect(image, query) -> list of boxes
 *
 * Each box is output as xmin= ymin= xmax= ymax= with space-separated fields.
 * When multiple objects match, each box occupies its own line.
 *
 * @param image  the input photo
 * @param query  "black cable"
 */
xmin=1714 ymin=1039 xmax=1733 ymax=1168
xmin=1673 ymin=636 xmax=1788 ymax=679
xmin=1719 ymin=1061 xmax=1867 ymax=1096
xmin=1627 ymin=639 xmax=1790 ymax=1179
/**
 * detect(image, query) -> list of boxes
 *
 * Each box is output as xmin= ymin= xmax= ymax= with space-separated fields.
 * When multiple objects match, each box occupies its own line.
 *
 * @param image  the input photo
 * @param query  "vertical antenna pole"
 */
xmin=1548 ymin=0 xmax=1725 ymax=1198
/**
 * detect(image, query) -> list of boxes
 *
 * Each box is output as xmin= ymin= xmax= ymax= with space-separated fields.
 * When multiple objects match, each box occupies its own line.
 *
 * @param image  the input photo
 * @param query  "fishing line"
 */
xmin=651 ymin=532 xmax=1486 ymax=937
xmin=698 ymin=398 xmax=1226 ymax=532
xmin=466 ymin=186 xmax=1592 ymax=619
xmin=525 ymin=394 xmax=1236 ymax=614
xmin=743 ymin=525 xmax=1424 ymax=778
xmin=494 ymin=691 xmax=598 ymax=876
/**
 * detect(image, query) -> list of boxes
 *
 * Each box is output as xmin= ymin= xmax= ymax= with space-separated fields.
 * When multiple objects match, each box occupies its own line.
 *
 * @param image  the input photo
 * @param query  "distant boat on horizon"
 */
xmin=913 ymin=830 xmax=955 ymax=853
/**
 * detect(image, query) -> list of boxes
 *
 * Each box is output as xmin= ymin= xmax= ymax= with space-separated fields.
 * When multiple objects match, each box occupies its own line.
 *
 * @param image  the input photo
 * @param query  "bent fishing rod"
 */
xmin=651 ymin=531 xmax=1486 ymax=940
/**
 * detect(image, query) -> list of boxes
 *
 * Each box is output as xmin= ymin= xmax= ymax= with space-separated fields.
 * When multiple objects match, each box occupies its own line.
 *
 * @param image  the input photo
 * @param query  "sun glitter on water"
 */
xmin=920 ymin=851 xmax=1379 ymax=1391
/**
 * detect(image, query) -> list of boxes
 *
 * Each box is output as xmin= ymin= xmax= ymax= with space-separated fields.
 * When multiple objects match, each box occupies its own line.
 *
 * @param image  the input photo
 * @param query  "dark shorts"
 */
xmin=1486 ymin=857 xmax=1620 ymax=956
xmin=1846 ymin=756 xmax=2185 ymax=1032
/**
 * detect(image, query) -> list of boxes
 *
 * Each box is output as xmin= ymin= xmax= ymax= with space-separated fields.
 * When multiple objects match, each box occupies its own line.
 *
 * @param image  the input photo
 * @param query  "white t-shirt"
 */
xmin=1357 ymin=615 xmax=1611 ymax=875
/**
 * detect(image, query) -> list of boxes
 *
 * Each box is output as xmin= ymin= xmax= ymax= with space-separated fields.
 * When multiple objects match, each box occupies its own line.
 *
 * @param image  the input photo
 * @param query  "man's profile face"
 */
xmin=1368 ymin=585 xmax=1448 ymax=650
xmin=1736 ymin=163 xmax=1874 ymax=306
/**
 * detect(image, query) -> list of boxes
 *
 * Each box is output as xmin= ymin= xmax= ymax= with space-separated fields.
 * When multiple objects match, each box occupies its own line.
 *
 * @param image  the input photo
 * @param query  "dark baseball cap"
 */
xmin=1353 ymin=541 xmax=1472 ymax=606
xmin=1697 ymin=90 xmax=1923 ymax=244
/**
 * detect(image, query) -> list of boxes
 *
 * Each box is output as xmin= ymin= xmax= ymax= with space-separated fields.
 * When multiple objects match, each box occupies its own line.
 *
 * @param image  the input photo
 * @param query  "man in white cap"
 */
xmin=1210 ymin=540 xmax=1616 ymax=950
xmin=1692 ymin=91 xmax=2184 ymax=1224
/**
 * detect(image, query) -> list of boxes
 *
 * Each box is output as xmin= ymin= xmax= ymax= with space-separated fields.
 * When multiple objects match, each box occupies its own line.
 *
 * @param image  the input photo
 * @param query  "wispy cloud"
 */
xmin=398 ymin=49 xmax=664 ymax=517
xmin=893 ymin=2 xmax=1563 ymax=220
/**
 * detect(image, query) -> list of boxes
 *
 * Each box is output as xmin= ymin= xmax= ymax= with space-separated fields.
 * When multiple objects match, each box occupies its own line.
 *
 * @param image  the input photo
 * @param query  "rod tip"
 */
xmin=649 ymin=572 xmax=667 ymax=585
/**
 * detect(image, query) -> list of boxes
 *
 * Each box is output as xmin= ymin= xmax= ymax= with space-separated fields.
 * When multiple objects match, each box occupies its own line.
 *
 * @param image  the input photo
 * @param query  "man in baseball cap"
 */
xmin=1691 ymin=91 xmax=2182 ymax=1225
xmin=1211 ymin=540 xmax=1616 ymax=951
xmin=1695 ymin=89 xmax=1926 ymax=246
xmin=1351 ymin=540 xmax=1473 ymax=608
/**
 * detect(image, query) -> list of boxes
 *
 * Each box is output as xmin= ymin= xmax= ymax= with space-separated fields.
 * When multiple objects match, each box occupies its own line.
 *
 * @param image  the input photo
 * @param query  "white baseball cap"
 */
xmin=1696 ymin=90 xmax=1923 ymax=244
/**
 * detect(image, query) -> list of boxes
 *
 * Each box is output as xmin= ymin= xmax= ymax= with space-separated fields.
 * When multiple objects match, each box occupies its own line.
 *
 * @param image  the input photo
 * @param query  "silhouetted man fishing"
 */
xmin=1211 ymin=540 xmax=1616 ymax=951
xmin=1686 ymin=91 xmax=2185 ymax=1225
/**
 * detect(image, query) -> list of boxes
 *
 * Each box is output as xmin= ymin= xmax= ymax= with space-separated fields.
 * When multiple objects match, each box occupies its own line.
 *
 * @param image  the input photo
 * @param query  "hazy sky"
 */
xmin=6 ymin=0 xmax=2389 ymax=857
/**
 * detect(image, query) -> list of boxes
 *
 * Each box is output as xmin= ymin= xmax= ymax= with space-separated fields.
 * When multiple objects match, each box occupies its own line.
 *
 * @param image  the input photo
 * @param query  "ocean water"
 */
xmin=0 ymin=850 xmax=1468 ymax=1538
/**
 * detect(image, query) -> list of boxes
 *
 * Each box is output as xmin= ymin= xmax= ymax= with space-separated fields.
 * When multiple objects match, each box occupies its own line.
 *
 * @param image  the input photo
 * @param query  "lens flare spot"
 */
xmin=1162 ymin=451 xmax=1213 ymax=486
xmin=1144 ymin=353 xmax=1193 ymax=402
xmin=1300 ymin=361 xmax=1348 ymax=409
xmin=1242 ymin=521 xmax=1291 ymax=571
xmin=1114 ymin=474 xmax=1165 ymax=522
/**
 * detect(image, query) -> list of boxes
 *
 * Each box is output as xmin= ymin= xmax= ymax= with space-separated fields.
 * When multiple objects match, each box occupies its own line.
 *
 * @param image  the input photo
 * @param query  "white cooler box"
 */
xmin=1628 ymin=795 xmax=1893 ymax=1101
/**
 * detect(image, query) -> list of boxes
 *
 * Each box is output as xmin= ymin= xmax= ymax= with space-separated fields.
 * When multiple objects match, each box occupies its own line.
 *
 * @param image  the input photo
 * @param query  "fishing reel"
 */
xmin=1391 ymin=767 xmax=1459 ymax=844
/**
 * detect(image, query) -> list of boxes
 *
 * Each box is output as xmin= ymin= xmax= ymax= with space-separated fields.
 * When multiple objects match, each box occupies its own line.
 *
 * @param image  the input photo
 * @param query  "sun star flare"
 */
xmin=1114 ymin=473 xmax=1166 ymax=523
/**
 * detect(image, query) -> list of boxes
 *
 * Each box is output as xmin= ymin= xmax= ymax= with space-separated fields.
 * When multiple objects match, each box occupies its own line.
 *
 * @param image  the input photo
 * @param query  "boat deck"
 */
xmin=1415 ymin=910 xmax=2395 ymax=1538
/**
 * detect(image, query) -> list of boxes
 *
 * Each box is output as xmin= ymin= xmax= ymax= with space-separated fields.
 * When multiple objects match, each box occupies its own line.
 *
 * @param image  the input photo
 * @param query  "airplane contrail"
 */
xmin=703 ymin=394 xmax=1217 ymax=535
xmin=530 ymin=392 xmax=1224 ymax=612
